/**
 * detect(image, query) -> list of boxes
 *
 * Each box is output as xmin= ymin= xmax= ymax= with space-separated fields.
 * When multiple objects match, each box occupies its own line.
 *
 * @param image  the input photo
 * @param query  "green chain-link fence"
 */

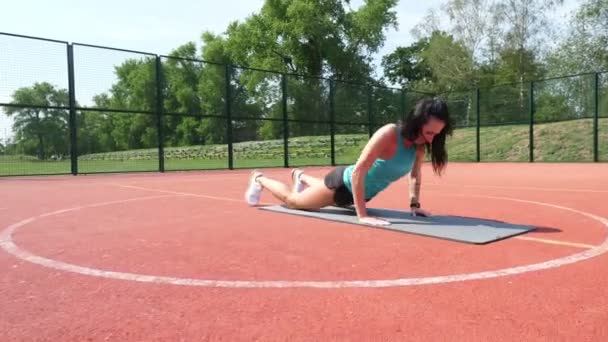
xmin=439 ymin=72 xmax=607 ymax=163
xmin=1 ymin=32 xmax=606 ymax=176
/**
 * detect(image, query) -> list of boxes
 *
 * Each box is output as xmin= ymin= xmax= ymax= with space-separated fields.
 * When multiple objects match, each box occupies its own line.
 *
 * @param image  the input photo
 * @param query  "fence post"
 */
xmin=476 ymin=88 xmax=480 ymax=162
xmin=225 ymin=65 xmax=234 ymax=170
xmin=329 ymin=79 xmax=336 ymax=166
xmin=529 ymin=81 xmax=535 ymax=162
xmin=155 ymin=55 xmax=165 ymax=172
xmin=367 ymin=85 xmax=373 ymax=137
xmin=593 ymin=73 xmax=599 ymax=162
xmin=282 ymin=73 xmax=289 ymax=168
xmin=67 ymin=43 xmax=78 ymax=175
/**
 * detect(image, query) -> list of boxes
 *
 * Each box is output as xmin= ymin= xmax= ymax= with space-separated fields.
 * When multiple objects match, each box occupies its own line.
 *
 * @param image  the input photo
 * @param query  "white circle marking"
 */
xmin=1 ymin=194 xmax=607 ymax=288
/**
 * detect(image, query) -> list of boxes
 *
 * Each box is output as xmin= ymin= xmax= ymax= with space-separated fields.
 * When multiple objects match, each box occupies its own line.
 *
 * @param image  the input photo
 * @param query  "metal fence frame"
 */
xmin=438 ymin=71 xmax=606 ymax=163
xmin=1 ymin=32 xmax=606 ymax=177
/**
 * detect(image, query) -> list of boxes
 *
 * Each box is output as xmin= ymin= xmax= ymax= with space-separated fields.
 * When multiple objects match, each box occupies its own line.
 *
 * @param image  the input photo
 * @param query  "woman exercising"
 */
xmin=244 ymin=97 xmax=453 ymax=226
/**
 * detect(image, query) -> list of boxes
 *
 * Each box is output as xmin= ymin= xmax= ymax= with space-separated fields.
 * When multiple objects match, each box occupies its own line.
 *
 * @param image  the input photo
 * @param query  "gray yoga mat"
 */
xmin=259 ymin=205 xmax=536 ymax=244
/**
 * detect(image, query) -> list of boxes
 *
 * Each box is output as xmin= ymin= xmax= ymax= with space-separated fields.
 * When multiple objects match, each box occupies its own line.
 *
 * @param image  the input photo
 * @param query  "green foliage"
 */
xmin=381 ymin=38 xmax=432 ymax=87
xmin=206 ymin=0 xmax=400 ymax=139
xmin=546 ymin=0 xmax=608 ymax=77
xmin=418 ymin=31 xmax=475 ymax=93
xmin=494 ymin=47 xmax=544 ymax=84
xmin=5 ymin=82 xmax=70 ymax=160
xmin=223 ymin=0 xmax=397 ymax=80
xmin=3 ymin=119 xmax=607 ymax=176
xmin=2 ymin=0 xmax=607 ymax=174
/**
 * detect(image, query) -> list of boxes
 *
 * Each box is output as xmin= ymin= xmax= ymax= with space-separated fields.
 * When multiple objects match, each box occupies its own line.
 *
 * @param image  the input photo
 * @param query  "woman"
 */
xmin=244 ymin=97 xmax=453 ymax=226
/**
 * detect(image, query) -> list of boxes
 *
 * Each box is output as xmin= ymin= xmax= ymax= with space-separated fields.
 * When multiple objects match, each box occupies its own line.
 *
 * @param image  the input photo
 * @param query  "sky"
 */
xmin=0 ymin=0 xmax=580 ymax=141
xmin=1 ymin=0 xmax=446 ymax=64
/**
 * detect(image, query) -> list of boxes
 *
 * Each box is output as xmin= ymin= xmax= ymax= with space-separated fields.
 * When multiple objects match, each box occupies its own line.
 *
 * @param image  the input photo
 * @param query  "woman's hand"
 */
xmin=358 ymin=216 xmax=391 ymax=226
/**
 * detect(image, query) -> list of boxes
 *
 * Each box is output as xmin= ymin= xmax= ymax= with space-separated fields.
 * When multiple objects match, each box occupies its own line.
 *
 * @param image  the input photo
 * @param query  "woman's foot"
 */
xmin=291 ymin=168 xmax=305 ymax=193
xmin=244 ymin=170 xmax=263 ymax=206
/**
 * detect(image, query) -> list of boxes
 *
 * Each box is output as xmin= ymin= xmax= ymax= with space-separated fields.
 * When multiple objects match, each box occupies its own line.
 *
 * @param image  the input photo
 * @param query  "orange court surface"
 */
xmin=1 ymin=162 xmax=608 ymax=341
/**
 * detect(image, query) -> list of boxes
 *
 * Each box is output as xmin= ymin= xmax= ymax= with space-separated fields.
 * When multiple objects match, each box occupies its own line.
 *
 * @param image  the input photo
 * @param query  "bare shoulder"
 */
xmin=355 ymin=123 xmax=398 ymax=167
xmin=372 ymin=123 xmax=398 ymax=140
xmin=368 ymin=123 xmax=398 ymax=149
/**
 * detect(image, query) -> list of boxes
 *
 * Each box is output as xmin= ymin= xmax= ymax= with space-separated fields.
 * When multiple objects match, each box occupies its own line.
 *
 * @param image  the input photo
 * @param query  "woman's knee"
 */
xmin=284 ymin=194 xmax=301 ymax=208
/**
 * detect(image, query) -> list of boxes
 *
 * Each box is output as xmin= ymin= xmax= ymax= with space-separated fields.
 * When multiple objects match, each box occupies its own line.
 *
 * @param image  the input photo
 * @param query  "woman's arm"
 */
xmin=351 ymin=124 xmax=395 ymax=220
xmin=408 ymin=146 xmax=425 ymax=207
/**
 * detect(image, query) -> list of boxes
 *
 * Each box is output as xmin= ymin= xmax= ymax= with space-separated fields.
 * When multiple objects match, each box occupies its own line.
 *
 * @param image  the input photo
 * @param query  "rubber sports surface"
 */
xmin=1 ymin=163 xmax=607 ymax=341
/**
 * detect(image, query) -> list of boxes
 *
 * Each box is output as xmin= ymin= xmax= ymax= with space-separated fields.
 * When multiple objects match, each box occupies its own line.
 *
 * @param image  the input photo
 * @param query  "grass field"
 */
xmin=1 ymin=118 xmax=607 ymax=176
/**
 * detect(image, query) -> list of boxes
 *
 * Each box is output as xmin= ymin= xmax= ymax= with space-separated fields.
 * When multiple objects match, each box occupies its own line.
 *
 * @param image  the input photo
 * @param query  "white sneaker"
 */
xmin=245 ymin=170 xmax=263 ymax=206
xmin=291 ymin=168 xmax=304 ymax=193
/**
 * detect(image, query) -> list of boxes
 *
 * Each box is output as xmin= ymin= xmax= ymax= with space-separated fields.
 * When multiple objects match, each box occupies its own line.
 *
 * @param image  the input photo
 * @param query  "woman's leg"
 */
xmin=246 ymin=170 xmax=335 ymax=209
xmin=291 ymin=168 xmax=325 ymax=192
xmin=300 ymin=173 xmax=325 ymax=188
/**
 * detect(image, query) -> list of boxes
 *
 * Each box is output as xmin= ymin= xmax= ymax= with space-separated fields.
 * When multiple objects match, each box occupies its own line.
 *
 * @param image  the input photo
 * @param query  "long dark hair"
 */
xmin=399 ymin=97 xmax=453 ymax=175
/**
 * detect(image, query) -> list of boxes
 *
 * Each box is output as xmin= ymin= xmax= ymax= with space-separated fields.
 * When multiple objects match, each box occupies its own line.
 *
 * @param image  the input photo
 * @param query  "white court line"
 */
xmin=514 ymin=236 xmax=595 ymax=249
xmin=114 ymin=184 xmax=245 ymax=203
xmin=426 ymin=183 xmax=608 ymax=193
xmin=440 ymin=193 xmax=603 ymax=249
xmin=1 ymin=190 xmax=607 ymax=288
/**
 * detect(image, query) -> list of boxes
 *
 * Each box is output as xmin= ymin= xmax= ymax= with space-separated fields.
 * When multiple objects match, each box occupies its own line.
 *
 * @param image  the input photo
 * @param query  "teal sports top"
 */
xmin=343 ymin=126 xmax=417 ymax=200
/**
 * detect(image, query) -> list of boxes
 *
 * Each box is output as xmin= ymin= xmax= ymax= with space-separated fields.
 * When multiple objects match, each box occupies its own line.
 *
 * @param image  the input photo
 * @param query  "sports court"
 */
xmin=2 ymin=2 xmax=608 ymax=337
xmin=2 ymin=162 xmax=607 ymax=340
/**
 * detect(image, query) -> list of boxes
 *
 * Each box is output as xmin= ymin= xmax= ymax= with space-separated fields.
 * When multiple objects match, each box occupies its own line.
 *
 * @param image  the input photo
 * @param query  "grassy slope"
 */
xmin=1 ymin=118 xmax=607 ymax=175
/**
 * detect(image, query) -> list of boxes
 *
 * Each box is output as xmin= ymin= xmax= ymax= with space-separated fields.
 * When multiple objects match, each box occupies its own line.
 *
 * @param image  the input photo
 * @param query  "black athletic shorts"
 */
xmin=324 ymin=166 xmax=370 ymax=207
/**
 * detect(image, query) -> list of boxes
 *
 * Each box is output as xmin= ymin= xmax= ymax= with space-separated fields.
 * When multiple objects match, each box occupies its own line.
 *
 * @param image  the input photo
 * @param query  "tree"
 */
xmin=411 ymin=0 xmax=499 ymax=68
xmin=442 ymin=0 xmax=506 ymax=87
xmin=546 ymin=0 xmax=608 ymax=75
xmin=162 ymin=42 xmax=207 ymax=146
xmin=98 ymin=57 xmax=158 ymax=151
xmin=443 ymin=0 xmax=489 ymax=55
xmin=5 ymin=82 xmax=70 ymax=159
xmin=79 ymin=94 xmax=117 ymax=155
xmin=418 ymin=31 xmax=475 ymax=93
xmin=495 ymin=0 xmax=564 ymax=83
xmin=200 ymin=32 xmax=263 ymax=143
xmin=542 ymin=0 xmax=608 ymax=124
xmin=411 ymin=0 xmax=565 ymax=88
xmin=224 ymin=0 xmax=397 ymax=80
xmin=381 ymin=38 xmax=432 ymax=87
xmin=208 ymin=0 xmax=400 ymax=138
xmin=495 ymin=47 xmax=545 ymax=84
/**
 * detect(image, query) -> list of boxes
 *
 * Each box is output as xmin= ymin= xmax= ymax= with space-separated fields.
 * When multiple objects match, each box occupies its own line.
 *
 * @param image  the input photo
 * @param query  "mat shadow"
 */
xmin=529 ymin=226 xmax=562 ymax=233
xmin=312 ymin=206 xmax=537 ymax=231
